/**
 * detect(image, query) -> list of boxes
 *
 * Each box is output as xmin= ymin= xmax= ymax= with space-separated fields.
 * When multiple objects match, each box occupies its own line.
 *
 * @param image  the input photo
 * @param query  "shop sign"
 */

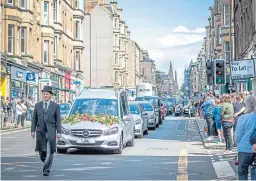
xmin=11 ymin=66 xmax=26 ymax=82
xmin=26 ymin=71 xmax=39 ymax=84
xmin=39 ymin=78 xmax=51 ymax=87
xmin=231 ymin=60 xmax=255 ymax=80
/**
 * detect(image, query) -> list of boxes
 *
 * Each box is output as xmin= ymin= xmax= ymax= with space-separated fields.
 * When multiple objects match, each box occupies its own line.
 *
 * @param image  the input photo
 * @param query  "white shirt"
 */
xmin=43 ymin=100 xmax=50 ymax=110
xmin=16 ymin=104 xmax=23 ymax=116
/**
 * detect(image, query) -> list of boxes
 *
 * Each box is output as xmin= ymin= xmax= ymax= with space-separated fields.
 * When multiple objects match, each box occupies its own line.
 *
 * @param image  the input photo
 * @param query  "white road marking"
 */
xmin=4 ymin=167 xmax=15 ymax=171
xmin=101 ymin=162 xmax=112 ymax=165
xmin=212 ymin=161 xmax=236 ymax=179
xmin=176 ymin=121 xmax=181 ymax=131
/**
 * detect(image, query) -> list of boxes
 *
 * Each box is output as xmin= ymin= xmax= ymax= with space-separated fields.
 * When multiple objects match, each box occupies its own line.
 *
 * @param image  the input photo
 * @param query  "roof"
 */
xmin=135 ymin=101 xmax=153 ymax=105
xmin=77 ymin=88 xmax=118 ymax=100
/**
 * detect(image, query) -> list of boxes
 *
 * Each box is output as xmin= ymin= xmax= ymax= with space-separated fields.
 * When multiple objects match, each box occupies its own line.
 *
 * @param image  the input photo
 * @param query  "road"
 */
xmin=1 ymin=116 xmax=237 ymax=180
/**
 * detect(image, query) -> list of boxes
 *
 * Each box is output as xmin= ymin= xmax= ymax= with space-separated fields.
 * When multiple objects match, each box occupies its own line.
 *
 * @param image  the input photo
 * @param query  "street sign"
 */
xmin=230 ymin=60 xmax=255 ymax=80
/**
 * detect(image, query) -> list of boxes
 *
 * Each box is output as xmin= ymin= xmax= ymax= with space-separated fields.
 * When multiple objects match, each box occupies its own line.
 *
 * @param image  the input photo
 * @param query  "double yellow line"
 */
xmin=176 ymin=148 xmax=188 ymax=180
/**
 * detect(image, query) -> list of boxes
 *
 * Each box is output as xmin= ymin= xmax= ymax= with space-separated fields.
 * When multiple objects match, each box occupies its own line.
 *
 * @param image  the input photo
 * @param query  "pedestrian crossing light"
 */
xmin=214 ymin=59 xmax=226 ymax=85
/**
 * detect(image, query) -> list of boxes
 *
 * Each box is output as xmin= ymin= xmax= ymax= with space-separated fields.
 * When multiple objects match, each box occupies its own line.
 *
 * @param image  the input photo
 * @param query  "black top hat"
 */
xmin=42 ymin=85 xmax=53 ymax=95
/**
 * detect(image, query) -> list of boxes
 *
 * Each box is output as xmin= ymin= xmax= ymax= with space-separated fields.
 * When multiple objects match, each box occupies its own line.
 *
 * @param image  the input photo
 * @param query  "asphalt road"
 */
xmin=1 ymin=116 xmax=237 ymax=180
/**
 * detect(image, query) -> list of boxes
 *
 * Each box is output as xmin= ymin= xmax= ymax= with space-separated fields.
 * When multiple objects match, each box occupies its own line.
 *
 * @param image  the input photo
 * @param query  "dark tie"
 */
xmin=44 ymin=102 xmax=48 ymax=113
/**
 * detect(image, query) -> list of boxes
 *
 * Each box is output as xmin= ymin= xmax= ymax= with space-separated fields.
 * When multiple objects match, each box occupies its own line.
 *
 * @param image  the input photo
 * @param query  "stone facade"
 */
xmin=1 ymin=0 xmax=85 ymax=102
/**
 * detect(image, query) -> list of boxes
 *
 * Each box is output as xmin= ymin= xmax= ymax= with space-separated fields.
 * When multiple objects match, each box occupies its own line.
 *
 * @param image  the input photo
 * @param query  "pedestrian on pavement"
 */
xmin=31 ymin=86 xmax=61 ymax=176
xmin=213 ymin=99 xmax=223 ymax=143
xmin=221 ymin=95 xmax=234 ymax=154
xmin=235 ymin=95 xmax=256 ymax=180
xmin=21 ymin=99 xmax=27 ymax=128
xmin=16 ymin=101 xmax=24 ymax=128
xmin=232 ymin=95 xmax=245 ymax=147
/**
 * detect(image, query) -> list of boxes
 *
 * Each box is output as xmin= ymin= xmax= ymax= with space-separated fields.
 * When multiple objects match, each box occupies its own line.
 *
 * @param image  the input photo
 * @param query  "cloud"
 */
xmin=157 ymin=34 xmax=204 ymax=47
xmin=172 ymin=26 xmax=206 ymax=34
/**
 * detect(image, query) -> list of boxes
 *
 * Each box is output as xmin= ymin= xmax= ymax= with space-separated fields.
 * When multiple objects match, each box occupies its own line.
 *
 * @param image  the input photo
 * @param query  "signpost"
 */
xmin=230 ymin=60 xmax=255 ymax=80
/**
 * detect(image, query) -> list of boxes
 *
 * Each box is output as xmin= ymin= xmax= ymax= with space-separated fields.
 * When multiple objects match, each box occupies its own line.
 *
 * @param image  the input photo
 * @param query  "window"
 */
xmin=75 ymin=51 xmax=80 ymax=70
xmin=223 ymin=4 xmax=230 ymax=26
xmin=119 ymin=39 xmax=121 ymax=49
xmin=114 ymin=34 xmax=118 ymax=46
xmin=224 ymin=41 xmax=231 ymax=61
xmin=217 ymin=25 xmax=222 ymax=45
xmin=75 ymin=21 xmax=80 ymax=39
xmin=21 ymin=0 xmax=26 ymax=8
xmin=8 ymin=0 xmax=13 ymax=5
xmin=21 ymin=27 xmax=26 ymax=54
xmin=217 ymin=0 xmax=222 ymax=13
xmin=115 ymin=71 xmax=118 ymax=82
xmin=75 ymin=0 xmax=78 ymax=8
xmin=53 ymin=36 xmax=57 ymax=59
xmin=114 ymin=53 xmax=118 ymax=64
xmin=53 ymin=0 xmax=57 ymax=21
xmin=8 ymin=25 xmax=14 ymax=54
xmin=44 ymin=1 xmax=49 ymax=25
xmin=43 ymin=40 xmax=49 ymax=64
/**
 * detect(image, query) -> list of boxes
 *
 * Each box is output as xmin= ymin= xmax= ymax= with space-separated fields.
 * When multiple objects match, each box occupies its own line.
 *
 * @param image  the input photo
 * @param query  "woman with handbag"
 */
xmin=235 ymin=95 xmax=256 ymax=180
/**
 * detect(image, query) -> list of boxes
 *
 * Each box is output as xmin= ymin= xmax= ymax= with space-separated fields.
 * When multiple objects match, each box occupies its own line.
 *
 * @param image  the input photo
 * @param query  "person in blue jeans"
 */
xmin=235 ymin=95 xmax=256 ymax=180
xmin=213 ymin=99 xmax=223 ymax=143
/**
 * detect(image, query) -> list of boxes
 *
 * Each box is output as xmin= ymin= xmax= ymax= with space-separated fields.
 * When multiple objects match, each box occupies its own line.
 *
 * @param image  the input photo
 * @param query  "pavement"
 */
xmin=1 ymin=116 xmax=238 ymax=180
xmin=1 ymin=121 xmax=31 ymax=133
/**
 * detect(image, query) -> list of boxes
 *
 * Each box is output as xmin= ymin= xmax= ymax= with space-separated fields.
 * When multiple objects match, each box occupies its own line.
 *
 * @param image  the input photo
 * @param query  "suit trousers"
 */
xmin=39 ymin=137 xmax=54 ymax=174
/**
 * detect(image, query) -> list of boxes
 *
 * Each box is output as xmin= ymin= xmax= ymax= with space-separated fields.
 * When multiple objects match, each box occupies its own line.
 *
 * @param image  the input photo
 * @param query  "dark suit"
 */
xmin=31 ymin=100 xmax=61 ymax=174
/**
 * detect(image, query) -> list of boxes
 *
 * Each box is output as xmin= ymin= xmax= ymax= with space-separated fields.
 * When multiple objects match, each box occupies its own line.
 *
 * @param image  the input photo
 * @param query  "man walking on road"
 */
xmin=31 ymin=86 xmax=61 ymax=176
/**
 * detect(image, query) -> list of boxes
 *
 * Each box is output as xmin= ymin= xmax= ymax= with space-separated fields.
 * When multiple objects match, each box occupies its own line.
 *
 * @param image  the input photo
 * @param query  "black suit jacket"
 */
xmin=31 ymin=101 xmax=61 ymax=152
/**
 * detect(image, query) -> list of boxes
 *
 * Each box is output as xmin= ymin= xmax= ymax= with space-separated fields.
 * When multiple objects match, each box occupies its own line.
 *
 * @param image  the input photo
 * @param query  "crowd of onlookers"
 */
xmin=197 ymin=91 xmax=256 ymax=180
xmin=0 ymin=96 xmax=35 ymax=128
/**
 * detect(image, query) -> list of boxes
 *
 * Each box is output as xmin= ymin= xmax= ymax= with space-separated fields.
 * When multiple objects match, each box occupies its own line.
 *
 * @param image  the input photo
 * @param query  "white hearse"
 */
xmin=57 ymin=88 xmax=135 ymax=154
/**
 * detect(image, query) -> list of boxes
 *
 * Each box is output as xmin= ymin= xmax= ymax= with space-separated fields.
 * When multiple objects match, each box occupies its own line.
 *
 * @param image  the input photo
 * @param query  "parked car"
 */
xmin=135 ymin=96 xmax=162 ymax=125
xmin=57 ymin=88 xmax=135 ymax=154
xmin=129 ymin=102 xmax=149 ymax=138
xmin=137 ymin=101 xmax=159 ymax=130
xmin=174 ymin=104 xmax=181 ymax=116
xmin=59 ymin=103 xmax=71 ymax=120
xmin=183 ymin=99 xmax=195 ymax=117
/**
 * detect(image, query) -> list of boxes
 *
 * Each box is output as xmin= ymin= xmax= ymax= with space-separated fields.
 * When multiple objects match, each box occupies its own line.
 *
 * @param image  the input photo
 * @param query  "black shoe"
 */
xmin=43 ymin=172 xmax=49 ymax=176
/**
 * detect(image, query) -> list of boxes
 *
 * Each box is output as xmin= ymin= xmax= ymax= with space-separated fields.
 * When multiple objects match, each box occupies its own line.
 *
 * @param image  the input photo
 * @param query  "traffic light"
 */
xmin=206 ymin=60 xmax=214 ymax=85
xmin=214 ymin=59 xmax=226 ymax=85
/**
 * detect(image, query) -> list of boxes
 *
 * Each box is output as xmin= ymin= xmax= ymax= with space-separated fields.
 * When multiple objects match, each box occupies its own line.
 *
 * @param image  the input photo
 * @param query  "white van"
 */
xmin=136 ymin=83 xmax=157 ymax=98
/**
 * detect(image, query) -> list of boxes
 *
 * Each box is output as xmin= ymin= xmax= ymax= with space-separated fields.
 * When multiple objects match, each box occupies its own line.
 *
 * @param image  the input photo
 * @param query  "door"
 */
xmin=139 ymin=104 xmax=147 ymax=131
xmin=120 ymin=93 xmax=133 ymax=143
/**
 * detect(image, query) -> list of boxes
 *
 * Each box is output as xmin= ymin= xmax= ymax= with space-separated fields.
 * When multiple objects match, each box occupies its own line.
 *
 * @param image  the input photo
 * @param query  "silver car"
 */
xmin=129 ymin=102 xmax=149 ymax=138
xmin=57 ymin=88 xmax=135 ymax=154
xmin=137 ymin=101 xmax=159 ymax=130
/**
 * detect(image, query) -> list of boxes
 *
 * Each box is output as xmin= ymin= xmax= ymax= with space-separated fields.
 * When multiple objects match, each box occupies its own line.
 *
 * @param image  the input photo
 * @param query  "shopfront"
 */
xmin=10 ymin=66 xmax=26 ymax=99
xmin=26 ymin=71 xmax=39 ymax=103
xmin=0 ymin=62 xmax=8 ymax=98
xmin=65 ymin=73 xmax=71 ymax=102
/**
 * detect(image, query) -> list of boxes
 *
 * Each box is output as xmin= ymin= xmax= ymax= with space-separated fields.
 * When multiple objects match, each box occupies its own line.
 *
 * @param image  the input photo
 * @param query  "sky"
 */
xmin=117 ymin=0 xmax=213 ymax=85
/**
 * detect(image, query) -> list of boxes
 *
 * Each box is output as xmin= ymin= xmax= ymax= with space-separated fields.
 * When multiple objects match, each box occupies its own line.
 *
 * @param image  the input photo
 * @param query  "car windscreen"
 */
xmin=129 ymin=104 xmax=140 ymax=114
xmin=70 ymin=99 xmax=118 ymax=116
xmin=60 ymin=104 xmax=70 ymax=113
xmin=136 ymin=97 xmax=158 ymax=106
xmin=140 ymin=103 xmax=153 ymax=111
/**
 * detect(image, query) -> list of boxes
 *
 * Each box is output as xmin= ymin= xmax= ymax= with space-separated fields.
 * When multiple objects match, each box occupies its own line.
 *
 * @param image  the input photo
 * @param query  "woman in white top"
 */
xmin=16 ymin=101 xmax=23 ymax=128
xmin=20 ymin=100 xmax=27 ymax=128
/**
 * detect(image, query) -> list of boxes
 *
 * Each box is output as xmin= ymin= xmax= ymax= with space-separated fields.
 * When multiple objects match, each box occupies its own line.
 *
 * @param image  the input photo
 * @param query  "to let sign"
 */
xmin=230 ymin=60 xmax=255 ymax=80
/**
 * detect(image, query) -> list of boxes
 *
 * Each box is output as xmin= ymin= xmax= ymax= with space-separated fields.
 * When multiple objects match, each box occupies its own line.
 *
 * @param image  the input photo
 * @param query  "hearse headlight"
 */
xmin=61 ymin=127 xmax=70 ymax=135
xmin=103 ymin=127 xmax=118 ymax=136
xmin=135 ymin=119 xmax=142 ymax=125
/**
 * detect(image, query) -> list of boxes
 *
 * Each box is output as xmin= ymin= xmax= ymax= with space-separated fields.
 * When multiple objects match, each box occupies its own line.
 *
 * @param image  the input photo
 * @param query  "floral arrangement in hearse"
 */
xmin=62 ymin=113 xmax=120 ymax=127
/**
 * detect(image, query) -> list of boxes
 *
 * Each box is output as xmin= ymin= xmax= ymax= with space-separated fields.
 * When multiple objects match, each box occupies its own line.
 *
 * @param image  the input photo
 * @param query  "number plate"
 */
xmin=76 ymin=139 xmax=96 ymax=144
